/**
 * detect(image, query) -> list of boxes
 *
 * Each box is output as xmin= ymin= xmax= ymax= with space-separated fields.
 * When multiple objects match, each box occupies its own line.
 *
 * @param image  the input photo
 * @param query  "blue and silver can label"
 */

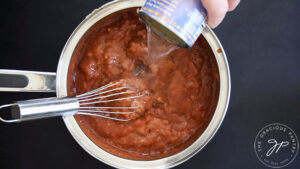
xmin=139 ymin=0 xmax=207 ymax=48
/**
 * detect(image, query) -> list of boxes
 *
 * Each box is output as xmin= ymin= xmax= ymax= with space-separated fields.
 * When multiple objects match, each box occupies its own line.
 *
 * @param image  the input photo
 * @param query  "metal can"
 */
xmin=139 ymin=0 xmax=207 ymax=48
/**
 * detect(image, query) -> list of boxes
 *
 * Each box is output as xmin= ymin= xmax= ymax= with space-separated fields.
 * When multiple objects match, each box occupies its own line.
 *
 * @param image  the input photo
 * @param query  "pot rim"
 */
xmin=56 ymin=0 xmax=231 ymax=168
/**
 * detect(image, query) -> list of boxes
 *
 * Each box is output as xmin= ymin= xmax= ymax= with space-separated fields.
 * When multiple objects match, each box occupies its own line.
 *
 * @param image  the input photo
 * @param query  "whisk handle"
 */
xmin=0 ymin=97 xmax=79 ymax=123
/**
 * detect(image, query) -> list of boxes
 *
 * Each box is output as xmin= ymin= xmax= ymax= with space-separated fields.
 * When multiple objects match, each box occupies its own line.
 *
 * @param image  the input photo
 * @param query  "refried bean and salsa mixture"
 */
xmin=67 ymin=8 xmax=220 ymax=160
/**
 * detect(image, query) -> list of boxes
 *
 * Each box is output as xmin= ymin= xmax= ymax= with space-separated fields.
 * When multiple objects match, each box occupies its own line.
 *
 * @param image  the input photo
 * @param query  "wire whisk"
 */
xmin=0 ymin=81 xmax=144 ymax=123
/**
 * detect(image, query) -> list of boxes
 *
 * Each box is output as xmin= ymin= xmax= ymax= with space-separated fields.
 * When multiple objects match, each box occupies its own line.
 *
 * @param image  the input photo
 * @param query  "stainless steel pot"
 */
xmin=0 ymin=0 xmax=230 ymax=168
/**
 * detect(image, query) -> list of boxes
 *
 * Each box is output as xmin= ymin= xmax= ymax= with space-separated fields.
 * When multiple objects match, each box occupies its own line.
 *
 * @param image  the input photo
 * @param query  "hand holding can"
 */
xmin=202 ymin=0 xmax=240 ymax=28
xmin=139 ymin=0 xmax=240 ymax=48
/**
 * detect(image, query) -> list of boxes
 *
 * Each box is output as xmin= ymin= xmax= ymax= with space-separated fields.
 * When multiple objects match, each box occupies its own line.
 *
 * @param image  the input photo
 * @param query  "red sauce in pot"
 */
xmin=68 ymin=8 xmax=220 ymax=160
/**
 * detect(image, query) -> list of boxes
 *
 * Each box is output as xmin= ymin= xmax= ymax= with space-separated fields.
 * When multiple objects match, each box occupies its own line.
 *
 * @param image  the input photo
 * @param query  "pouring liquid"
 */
xmin=146 ymin=26 xmax=179 ymax=60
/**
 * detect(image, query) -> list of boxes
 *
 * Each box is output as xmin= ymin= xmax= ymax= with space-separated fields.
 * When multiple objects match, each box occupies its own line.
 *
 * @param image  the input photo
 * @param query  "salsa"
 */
xmin=68 ymin=8 xmax=220 ymax=160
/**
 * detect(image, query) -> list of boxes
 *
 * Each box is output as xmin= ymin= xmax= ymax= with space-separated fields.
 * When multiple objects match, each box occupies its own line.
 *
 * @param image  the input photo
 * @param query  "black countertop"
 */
xmin=0 ymin=0 xmax=299 ymax=169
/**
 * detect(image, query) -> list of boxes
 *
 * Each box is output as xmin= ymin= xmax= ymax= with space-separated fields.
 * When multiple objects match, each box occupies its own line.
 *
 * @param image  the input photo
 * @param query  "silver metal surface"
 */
xmin=0 ymin=98 xmax=78 ymax=122
xmin=0 ymin=81 xmax=142 ymax=122
xmin=56 ymin=0 xmax=231 ymax=169
xmin=76 ymin=81 xmax=144 ymax=121
xmin=0 ymin=69 xmax=56 ymax=92
xmin=15 ymin=97 xmax=79 ymax=121
xmin=0 ymin=104 xmax=20 ymax=123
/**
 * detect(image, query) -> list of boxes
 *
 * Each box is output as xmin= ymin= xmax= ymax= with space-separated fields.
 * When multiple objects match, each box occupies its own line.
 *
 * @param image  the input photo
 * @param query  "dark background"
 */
xmin=0 ymin=0 xmax=299 ymax=169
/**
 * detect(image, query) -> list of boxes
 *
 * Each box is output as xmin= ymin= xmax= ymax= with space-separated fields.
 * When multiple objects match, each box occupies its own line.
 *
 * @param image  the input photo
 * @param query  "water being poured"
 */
xmin=147 ymin=26 xmax=179 ymax=60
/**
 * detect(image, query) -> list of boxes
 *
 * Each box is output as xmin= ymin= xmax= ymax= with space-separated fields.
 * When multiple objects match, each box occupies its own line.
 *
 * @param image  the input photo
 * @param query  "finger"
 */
xmin=201 ymin=0 xmax=228 ymax=28
xmin=228 ymin=0 xmax=240 ymax=11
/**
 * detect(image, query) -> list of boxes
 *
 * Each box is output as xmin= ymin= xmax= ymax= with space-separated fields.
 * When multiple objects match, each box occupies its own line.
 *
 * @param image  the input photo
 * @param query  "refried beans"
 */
xmin=67 ymin=8 xmax=220 ymax=160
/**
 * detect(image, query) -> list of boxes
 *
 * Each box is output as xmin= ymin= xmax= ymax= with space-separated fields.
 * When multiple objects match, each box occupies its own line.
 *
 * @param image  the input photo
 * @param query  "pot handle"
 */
xmin=0 ymin=69 xmax=56 ymax=92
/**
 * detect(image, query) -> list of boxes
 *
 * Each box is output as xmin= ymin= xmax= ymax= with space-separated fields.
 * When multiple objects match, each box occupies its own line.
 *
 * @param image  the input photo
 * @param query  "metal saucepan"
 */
xmin=0 ymin=0 xmax=230 ymax=168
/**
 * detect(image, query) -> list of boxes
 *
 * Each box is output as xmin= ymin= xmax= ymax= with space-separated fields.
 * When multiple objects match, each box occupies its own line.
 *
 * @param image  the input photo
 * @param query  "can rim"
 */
xmin=138 ymin=11 xmax=190 ymax=48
